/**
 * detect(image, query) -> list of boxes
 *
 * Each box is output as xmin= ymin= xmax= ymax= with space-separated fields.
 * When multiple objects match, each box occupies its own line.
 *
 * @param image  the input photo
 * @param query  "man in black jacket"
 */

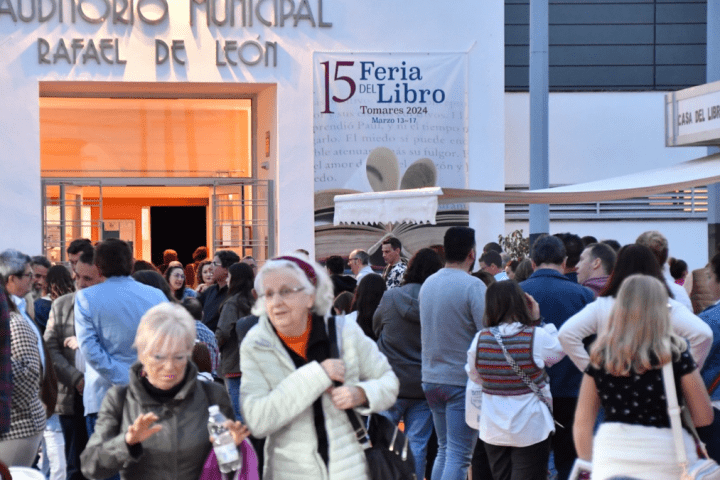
xmin=325 ymin=255 xmax=356 ymax=297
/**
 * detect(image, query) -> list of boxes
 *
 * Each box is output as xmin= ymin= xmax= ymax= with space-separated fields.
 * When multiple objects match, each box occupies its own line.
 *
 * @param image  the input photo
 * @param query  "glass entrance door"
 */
xmin=212 ymin=180 xmax=275 ymax=261
xmin=42 ymin=179 xmax=103 ymax=263
xmin=41 ymin=177 xmax=275 ymax=264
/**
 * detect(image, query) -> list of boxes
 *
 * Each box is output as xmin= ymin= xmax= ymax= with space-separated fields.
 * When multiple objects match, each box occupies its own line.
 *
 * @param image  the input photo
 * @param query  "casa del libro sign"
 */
xmin=0 ymin=0 xmax=332 ymax=67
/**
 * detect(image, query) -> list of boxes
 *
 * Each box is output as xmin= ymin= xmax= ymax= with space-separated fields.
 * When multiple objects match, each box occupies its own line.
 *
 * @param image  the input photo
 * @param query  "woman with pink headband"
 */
xmin=240 ymin=253 xmax=399 ymax=480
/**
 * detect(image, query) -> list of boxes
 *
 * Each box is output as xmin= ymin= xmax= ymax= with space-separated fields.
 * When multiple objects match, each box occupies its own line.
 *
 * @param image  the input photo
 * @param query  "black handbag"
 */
xmin=327 ymin=316 xmax=417 ymax=480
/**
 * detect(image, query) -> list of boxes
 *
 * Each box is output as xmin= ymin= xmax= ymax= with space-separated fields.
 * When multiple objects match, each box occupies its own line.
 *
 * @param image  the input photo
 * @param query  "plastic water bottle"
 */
xmin=207 ymin=405 xmax=243 ymax=473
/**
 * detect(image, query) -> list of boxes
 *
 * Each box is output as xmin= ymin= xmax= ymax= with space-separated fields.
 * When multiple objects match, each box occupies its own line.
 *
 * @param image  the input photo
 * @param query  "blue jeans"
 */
xmin=380 ymin=398 xmax=434 ymax=480
xmin=225 ymin=377 xmax=243 ymax=422
xmin=423 ymin=383 xmax=478 ymax=480
xmin=41 ymin=414 xmax=65 ymax=480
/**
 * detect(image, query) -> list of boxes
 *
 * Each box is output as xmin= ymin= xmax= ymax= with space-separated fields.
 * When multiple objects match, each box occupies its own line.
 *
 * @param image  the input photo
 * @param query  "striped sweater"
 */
xmin=475 ymin=327 xmax=548 ymax=396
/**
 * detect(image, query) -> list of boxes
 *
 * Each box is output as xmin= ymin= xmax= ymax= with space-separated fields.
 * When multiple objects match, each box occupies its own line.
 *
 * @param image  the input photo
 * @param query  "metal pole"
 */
xmin=529 ymin=0 xmax=550 ymax=247
xmin=41 ymin=180 xmax=48 ymax=259
xmin=267 ymin=180 xmax=276 ymax=259
xmin=59 ymin=184 xmax=67 ymax=261
xmin=212 ymin=183 xmax=218 ymax=254
xmin=707 ymin=0 xmax=720 ymax=259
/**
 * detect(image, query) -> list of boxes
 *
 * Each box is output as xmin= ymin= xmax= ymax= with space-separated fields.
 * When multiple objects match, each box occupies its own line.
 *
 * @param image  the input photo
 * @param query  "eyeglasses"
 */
xmin=259 ymin=286 xmax=305 ymax=301
xmin=170 ymin=273 xmax=185 ymax=279
xmin=149 ymin=353 xmax=191 ymax=365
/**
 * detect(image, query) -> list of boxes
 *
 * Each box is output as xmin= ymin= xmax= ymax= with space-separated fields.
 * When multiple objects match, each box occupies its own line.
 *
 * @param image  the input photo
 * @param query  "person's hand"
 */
xmin=197 ymin=284 xmax=209 ymax=293
xmin=525 ymin=293 xmax=541 ymax=321
xmin=321 ymin=359 xmax=345 ymax=383
xmin=331 ymin=386 xmax=367 ymax=410
xmin=211 ymin=420 xmax=251 ymax=446
xmin=75 ymin=378 xmax=84 ymax=395
xmin=64 ymin=336 xmax=80 ymax=350
xmin=125 ymin=413 xmax=162 ymax=445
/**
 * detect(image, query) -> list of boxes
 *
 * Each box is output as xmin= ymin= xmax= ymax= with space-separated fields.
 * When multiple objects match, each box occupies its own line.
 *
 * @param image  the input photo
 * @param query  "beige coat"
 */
xmin=240 ymin=315 xmax=399 ymax=480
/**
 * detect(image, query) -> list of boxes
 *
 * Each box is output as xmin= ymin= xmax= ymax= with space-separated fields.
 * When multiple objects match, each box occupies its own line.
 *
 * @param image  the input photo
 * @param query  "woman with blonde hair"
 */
xmin=559 ymin=244 xmax=712 ymax=374
xmin=573 ymin=274 xmax=714 ymax=479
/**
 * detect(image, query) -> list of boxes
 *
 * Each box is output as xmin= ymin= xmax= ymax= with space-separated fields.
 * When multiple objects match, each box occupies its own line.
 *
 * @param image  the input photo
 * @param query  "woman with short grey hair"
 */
xmin=251 ymin=254 xmax=335 ymax=320
xmin=81 ymin=303 xmax=252 ymax=480
xmin=241 ymin=253 xmax=399 ymax=480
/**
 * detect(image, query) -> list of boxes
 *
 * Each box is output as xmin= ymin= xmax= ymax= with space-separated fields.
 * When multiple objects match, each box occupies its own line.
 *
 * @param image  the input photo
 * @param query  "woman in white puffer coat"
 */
xmin=240 ymin=254 xmax=399 ymax=480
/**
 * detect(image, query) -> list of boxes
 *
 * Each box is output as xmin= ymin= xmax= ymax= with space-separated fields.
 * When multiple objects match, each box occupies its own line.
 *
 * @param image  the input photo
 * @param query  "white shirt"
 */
xmin=494 ymin=271 xmax=509 ymax=282
xmin=664 ymin=268 xmax=693 ymax=312
xmin=355 ymin=265 xmax=373 ymax=283
xmin=12 ymin=294 xmax=46 ymax=371
xmin=466 ymin=322 xmax=565 ymax=447
xmin=558 ymin=296 xmax=713 ymax=372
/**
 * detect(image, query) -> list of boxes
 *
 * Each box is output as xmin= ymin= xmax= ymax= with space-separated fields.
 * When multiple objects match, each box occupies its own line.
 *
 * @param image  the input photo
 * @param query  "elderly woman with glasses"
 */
xmin=81 ymin=303 xmax=251 ymax=480
xmin=240 ymin=254 xmax=399 ymax=480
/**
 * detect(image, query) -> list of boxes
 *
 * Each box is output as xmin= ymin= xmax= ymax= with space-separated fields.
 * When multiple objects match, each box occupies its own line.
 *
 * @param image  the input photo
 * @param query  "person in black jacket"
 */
xmin=216 ymin=262 xmax=254 ymax=421
xmin=198 ymin=250 xmax=239 ymax=332
xmin=373 ymin=248 xmax=443 ymax=480
xmin=325 ymin=255 xmax=357 ymax=297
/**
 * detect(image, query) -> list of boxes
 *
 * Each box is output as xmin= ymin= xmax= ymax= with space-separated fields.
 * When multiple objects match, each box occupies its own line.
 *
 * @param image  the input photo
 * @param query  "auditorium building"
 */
xmin=0 ymin=1 xmax=712 ymax=269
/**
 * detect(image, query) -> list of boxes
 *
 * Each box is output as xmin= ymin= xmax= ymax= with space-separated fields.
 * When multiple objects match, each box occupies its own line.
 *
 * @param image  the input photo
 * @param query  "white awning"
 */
xmin=334 ymin=187 xmax=441 ymax=225
xmin=333 ymin=152 xmax=720 ymax=225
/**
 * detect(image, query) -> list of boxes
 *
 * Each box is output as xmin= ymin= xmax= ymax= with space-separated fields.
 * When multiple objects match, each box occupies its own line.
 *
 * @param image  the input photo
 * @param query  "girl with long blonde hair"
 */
xmin=573 ymin=274 xmax=713 ymax=479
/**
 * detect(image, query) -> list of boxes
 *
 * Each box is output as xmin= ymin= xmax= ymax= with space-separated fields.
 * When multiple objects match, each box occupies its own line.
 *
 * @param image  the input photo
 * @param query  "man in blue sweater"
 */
xmin=75 ymin=239 xmax=167 ymax=443
xmin=520 ymin=235 xmax=594 ymax=480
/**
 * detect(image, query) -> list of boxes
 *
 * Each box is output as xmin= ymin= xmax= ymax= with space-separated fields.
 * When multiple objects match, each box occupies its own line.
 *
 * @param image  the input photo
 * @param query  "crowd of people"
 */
xmin=0 ymin=228 xmax=719 ymax=480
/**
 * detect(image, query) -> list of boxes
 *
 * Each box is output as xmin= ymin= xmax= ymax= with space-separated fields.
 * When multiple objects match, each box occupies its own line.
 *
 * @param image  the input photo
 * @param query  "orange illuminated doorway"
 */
xmin=39 ymin=81 xmax=274 ymax=264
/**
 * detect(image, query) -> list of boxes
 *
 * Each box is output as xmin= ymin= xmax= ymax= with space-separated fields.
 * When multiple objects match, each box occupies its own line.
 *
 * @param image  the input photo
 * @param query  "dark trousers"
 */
xmin=248 ymin=435 xmax=265 ymax=479
xmin=425 ymin=427 xmax=438 ymax=480
xmin=59 ymin=393 xmax=88 ymax=480
xmin=471 ymin=438 xmax=493 ymax=480
xmin=698 ymin=407 xmax=720 ymax=463
xmin=484 ymin=436 xmax=552 ymax=480
xmin=551 ymin=397 xmax=578 ymax=480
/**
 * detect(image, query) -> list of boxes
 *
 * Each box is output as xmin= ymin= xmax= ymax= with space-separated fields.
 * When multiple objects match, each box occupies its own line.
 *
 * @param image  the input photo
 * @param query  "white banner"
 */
xmin=313 ymin=52 xmax=468 ymax=197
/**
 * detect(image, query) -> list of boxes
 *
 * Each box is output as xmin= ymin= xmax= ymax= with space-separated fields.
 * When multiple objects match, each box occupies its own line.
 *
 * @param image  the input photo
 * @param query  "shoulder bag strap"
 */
xmin=200 ymin=380 xmax=215 ymax=405
xmin=327 ymin=316 xmax=339 ymax=359
xmin=327 ymin=316 xmax=372 ymax=449
xmin=662 ymin=363 xmax=711 ymax=465
xmin=489 ymin=327 xmax=562 ymax=428
xmin=116 ymin=385 xmax=128 ymax=420
xmin=662 ymin=362 xmax=692 ymax=472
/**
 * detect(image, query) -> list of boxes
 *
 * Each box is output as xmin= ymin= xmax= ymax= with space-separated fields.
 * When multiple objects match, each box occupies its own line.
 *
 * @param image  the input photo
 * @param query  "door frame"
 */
xmin=41 ymin=177 xmax=275 ymax=261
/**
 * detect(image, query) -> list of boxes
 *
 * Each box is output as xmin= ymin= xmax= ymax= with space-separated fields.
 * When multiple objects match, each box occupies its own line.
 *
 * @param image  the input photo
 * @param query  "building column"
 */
xmin=529 ymin=0 xmax=549 ymax=247
xmin=708 ymin=0 xmax=720 ymax=259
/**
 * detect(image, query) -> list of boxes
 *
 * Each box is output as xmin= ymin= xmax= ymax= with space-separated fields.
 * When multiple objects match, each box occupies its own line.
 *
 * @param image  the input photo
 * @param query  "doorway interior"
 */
xmin=38 ymin=81 xmax=277 ymax=264
xmin=150 ymin=206 xmax=207 ymax=267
